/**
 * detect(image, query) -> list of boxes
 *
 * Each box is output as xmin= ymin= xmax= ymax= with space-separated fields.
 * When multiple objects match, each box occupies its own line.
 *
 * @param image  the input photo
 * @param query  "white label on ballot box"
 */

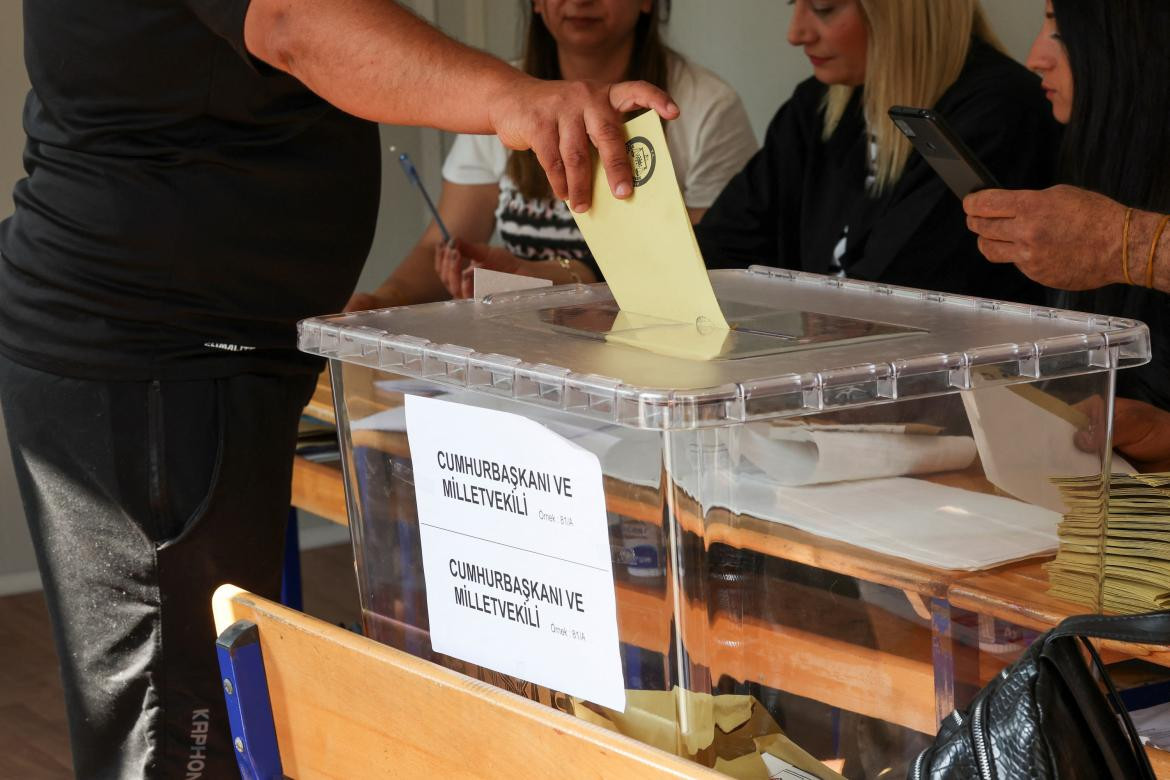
xmin=405 ymin=394 xmax=626 ymax=711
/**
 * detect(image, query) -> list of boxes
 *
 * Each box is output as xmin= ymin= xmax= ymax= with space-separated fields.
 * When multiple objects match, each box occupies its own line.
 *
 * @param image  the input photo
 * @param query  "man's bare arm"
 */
xmin=242 ymin=0 xmax=678 ymax=210
xmin=244 ymin=1 xmax=515 ymax=132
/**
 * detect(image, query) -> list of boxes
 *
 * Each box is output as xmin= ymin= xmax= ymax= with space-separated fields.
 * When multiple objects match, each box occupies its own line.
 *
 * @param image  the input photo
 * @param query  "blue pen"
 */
xmin=394 ymin=148 xmax=451 ymax=243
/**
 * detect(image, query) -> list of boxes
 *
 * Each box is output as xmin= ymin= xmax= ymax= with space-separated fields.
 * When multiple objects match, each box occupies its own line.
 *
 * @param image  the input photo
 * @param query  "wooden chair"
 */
xmin=212 ymin=585 xmax=719 ymax=779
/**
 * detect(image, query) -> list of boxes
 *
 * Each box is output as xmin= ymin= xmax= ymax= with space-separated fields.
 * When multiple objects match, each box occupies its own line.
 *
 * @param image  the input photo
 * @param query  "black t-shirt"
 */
xmin=696 ymin=41 xmax=1058 ymax=305
xmin=0 ymin=0 xmax=381 ymax=380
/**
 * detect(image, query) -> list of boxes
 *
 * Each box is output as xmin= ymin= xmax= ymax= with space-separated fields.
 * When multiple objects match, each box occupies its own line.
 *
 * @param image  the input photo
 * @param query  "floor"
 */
xmin=0 ymin=543 xmax=360 ymax=779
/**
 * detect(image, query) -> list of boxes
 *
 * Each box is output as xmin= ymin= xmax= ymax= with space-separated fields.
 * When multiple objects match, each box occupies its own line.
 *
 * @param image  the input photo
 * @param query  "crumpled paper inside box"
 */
xmin=571 ymin=687 xmax=844 ymax=780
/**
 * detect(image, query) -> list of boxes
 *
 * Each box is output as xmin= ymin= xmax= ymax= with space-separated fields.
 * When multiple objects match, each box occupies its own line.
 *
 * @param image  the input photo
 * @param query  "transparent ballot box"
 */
xmin=299 ymin=268 xmax=1149 ymax=779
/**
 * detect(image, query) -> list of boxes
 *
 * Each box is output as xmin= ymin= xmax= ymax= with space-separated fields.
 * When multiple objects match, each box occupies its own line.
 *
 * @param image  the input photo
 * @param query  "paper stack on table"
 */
xmin=1045 ymin=474 xmax=1109 ymax=607
xmin=1045 ymin=472 xmax=1170 ymax=612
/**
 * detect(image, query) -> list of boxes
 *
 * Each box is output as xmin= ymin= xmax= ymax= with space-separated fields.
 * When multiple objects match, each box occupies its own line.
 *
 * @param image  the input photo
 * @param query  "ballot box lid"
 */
xmin=299 ymin=267 xmax=1150 ymax=430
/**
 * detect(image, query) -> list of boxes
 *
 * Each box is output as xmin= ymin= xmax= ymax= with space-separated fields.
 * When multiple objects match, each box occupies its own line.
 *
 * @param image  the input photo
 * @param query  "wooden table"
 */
xmin=950 ymin=561 xmax=1170 ymax=667
xmin=293 ymin=368 xmax=1170 ymax=770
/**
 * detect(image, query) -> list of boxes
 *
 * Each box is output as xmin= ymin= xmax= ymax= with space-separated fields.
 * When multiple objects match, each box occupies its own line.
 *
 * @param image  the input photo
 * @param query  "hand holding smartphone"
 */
xmin=888 ymin=106 xmax=999 ymax=199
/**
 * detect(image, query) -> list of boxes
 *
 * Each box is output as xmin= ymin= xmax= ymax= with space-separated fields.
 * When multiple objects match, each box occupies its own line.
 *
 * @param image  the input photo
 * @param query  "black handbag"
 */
xmin=911 ymin=611 xmax=1170 ymax=779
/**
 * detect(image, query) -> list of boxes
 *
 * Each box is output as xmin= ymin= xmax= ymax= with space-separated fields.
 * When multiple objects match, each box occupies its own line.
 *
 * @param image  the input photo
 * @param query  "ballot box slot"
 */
xmin=493 ymin=299 xmax=927 ymax=361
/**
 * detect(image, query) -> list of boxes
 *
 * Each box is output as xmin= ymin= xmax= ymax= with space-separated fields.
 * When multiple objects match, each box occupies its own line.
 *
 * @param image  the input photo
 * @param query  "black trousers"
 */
xmin=0 ymin=352 xmax=315 ymax=779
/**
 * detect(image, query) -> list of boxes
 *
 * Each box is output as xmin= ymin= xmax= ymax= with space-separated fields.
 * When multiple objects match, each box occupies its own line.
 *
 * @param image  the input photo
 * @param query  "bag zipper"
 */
xmin=911 ymin=710 xmax=964 ymax=779
xmin=972 ymin=694 xmax=996 ymax=780
xmin=911 ymin=746 xmax=930 ymax=780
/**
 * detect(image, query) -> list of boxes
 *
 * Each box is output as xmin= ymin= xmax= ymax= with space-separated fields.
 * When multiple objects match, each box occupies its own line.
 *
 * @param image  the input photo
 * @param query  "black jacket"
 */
xmin=696 ymin=41 xmax=1059 ymax=305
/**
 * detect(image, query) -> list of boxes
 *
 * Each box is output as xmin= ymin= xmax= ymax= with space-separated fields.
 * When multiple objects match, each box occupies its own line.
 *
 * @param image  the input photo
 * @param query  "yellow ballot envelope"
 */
xmin=605 ymin=310 xmax=731 ymax=361
xmin=570 ymin=110 xmax=730 ymax=333
xmin=571 ymin=688 xmax=845 ymax=780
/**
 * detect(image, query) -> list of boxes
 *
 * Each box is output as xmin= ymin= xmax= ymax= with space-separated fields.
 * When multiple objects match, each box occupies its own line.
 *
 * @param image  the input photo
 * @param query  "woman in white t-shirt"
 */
xmin=347 ymin=0 xmax=757 ymax=308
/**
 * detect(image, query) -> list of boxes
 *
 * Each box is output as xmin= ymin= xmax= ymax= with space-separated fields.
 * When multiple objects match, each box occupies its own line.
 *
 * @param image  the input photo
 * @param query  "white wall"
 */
xmin=356 ymin=0 xmax=527 ymax=296
xmin=984 ymin=0 xmax=1047 ymax=69
xmin=0 ymin=0 xmax=1048 ymax=593
xmin=0 ymin=0 xmax=40 ymax=595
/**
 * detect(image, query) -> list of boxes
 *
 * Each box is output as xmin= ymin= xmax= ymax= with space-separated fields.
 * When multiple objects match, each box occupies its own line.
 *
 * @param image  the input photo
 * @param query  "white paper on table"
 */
xmin=733 ymin=423 xmax=977 ymax=486
xmin=670 ymin=455 xmax=1060 ymax=569
xmin=962 ymin=386 xmax=1134 ymax=513
xmin=760 ymin=753 xmax=822 ymax=780
xmin=472 ymin=267 xmax=552 ymax=298
xmin=749 ymin=477 xmax=1058 ymax=570
xmin=1131 ymin=701 xmax=1170 ymax=751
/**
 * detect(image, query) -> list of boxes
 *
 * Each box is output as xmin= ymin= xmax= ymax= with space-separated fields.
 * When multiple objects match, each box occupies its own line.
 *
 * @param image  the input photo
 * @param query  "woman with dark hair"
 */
xmin=1045 ymin=0 xmax=1170 ymax=213
xmin=966 ymin=0 xmax=1170 ymax=471
xmin=349 ymin=0 xmax=757 ymax=307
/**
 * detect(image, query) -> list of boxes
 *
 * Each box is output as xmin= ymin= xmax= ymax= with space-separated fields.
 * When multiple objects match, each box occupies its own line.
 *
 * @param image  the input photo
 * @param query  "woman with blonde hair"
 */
xmin=697 ymin=0 xmax=1058 ymax=303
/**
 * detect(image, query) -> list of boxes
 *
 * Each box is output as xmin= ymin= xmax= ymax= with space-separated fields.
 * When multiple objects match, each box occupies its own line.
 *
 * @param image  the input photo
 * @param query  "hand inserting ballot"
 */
xmin=488 ymin=78 xmax=679 ymax=212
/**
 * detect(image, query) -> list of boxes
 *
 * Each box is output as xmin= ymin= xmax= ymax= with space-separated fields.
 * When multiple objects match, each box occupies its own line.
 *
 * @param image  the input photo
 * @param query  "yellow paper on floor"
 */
xmin=570 ymin=688 xmax=844 ymax=780
xmin=570 ymin=110 xmax=729 ymax=331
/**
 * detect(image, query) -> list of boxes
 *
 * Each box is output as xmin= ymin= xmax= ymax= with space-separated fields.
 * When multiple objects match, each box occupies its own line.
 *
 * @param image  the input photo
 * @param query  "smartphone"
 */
xmin=888 ymin=106 xmax=999 ymax=199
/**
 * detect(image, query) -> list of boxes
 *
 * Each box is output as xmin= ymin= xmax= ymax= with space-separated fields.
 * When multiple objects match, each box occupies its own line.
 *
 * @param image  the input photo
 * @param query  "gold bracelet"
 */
xmin=1122 ymin=207 xmax=1134 ymax=285
xmin=1147 ymin=213 xmax=1170 ymax=288
xmin=553 ymin=257 xmax=582 ymax=284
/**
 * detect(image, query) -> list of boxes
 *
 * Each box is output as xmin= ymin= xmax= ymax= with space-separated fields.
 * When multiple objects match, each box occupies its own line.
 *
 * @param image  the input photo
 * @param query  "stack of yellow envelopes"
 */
xmin=1046 ymin=473 xmax=1170 ymax=613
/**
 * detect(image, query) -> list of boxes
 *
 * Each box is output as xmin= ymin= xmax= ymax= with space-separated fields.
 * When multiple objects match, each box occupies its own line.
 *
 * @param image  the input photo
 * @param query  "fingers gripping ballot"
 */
xmin=1112 ymin=398 xmax=1170 ymax=471
xmin=594 ymin=81 xmax=678 ymax=206
xmin=558 ymin=112 xmax=595 ymax=213
xmin=489 ymin=77 xmax=678 ymax=212
xmin=1071 ymin=396 xmax=1170 ymax=472
xmin=586 ymin=107 xmax=632 ymax=207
